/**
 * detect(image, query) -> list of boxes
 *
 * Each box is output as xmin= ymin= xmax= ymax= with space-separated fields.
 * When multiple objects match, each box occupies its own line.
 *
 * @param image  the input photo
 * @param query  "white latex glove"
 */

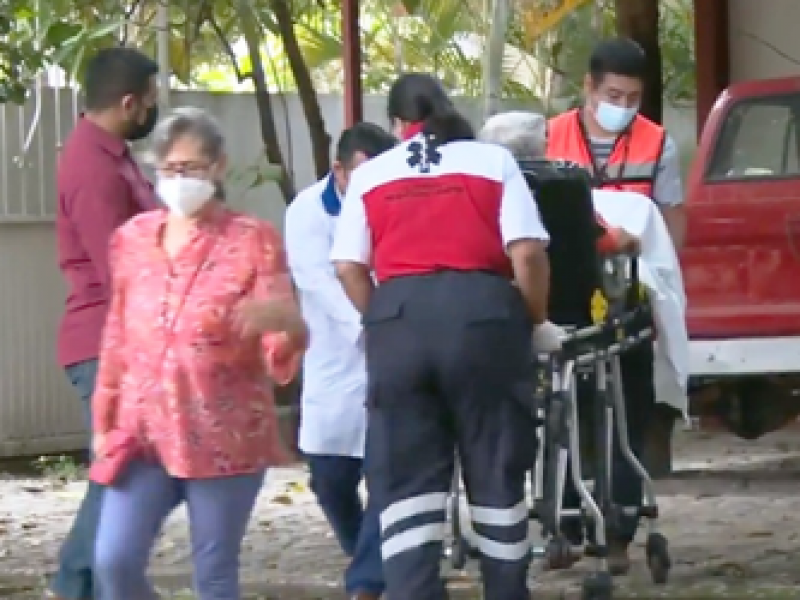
xmin=532 ymin=321 xmax=567 ymax=353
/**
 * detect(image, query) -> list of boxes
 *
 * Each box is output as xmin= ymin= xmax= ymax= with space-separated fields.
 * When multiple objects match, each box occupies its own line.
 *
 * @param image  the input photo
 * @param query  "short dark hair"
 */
xmin=589 ymin=38 xmax=647 ymax=84
xmin=83 ymin=47 xmax=159 ymax=111
xmin=335 ymin=122 xmax=397 ymax=166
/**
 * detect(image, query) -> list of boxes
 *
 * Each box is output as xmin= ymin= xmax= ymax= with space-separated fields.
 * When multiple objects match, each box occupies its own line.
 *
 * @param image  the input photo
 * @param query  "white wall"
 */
xmin=729 ymin=0 xmax=800 ymax=83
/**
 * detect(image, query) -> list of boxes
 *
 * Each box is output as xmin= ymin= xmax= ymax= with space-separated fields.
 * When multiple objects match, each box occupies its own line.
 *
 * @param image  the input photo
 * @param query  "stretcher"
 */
xmin=443 ymin=161 xmax=671 ymax=600
xmin=444 ymin=259 xmax=670 ymax=600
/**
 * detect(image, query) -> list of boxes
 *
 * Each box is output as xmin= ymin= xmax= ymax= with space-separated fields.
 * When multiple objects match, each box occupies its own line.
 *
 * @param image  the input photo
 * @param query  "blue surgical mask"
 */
xmin=594 ymin=100 xmax=638 ymax=134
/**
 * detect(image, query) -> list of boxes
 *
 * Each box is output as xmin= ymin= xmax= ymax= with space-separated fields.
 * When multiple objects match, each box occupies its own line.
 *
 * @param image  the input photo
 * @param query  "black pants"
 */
xmin=561 ymin=341 xmax=655 ymax=544
xmin=364 ymin=272 xmax=538 ymax=600
xmin=306 ymin=455 xmax=384 ymax=595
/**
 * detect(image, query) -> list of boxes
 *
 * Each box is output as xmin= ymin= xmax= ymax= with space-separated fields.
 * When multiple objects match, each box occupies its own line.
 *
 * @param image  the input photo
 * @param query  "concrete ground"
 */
xmin=1 ymin=427 xmax=800 ymax=598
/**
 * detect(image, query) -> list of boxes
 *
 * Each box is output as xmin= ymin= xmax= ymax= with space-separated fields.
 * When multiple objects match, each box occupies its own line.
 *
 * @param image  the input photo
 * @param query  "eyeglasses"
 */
xmin=156 ymin=161 xmax=213 ymax=178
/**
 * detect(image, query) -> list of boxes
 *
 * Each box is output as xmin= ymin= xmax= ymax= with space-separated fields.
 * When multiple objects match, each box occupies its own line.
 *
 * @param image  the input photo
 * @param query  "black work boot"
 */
xmin=607 ymin=538 xmax=632 ymax=576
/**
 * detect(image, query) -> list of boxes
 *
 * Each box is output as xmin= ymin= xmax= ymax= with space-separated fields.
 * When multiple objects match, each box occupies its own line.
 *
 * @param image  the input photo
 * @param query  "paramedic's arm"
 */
xmin=499 ymin=151 xmax=550 ymax=325
xmin=654 ymin=135 xmax=687 ymax=250
xmin=331 ymin=177 xmax=374 ymax=315
xmin=285 ymin=201 xmax=362 ymax=343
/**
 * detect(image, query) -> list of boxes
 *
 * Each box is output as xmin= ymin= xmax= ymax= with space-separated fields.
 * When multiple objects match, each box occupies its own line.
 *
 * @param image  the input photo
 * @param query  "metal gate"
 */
xmin=0 ymin=86 xmax=87 ymax=457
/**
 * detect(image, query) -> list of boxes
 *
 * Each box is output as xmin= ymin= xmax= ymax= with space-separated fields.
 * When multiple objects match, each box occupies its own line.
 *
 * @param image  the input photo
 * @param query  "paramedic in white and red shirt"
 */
xmin=285 ymin=122 xmax=397 ymax=600
xmin=330 ymin=72 xmax=550 ymax=600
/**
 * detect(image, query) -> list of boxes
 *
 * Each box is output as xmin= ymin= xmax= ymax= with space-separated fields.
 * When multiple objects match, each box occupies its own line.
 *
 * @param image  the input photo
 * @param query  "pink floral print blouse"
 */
xmin=92 ymin=207 xmax=304 ymax=478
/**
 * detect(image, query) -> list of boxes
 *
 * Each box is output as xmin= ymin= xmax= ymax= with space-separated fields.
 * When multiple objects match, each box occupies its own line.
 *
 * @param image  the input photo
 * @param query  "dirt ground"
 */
xmin=1 ymin=427 xmax=800 ymax=598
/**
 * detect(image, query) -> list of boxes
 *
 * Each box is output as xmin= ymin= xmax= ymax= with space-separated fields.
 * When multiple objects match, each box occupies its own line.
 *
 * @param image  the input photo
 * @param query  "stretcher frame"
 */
xmin=444 ymin=258 xmax=671 ymax=600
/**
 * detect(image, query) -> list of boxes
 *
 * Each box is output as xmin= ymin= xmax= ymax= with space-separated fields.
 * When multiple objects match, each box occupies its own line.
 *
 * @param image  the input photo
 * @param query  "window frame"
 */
xmin=704 ymin=92 xmax=800 ymax=184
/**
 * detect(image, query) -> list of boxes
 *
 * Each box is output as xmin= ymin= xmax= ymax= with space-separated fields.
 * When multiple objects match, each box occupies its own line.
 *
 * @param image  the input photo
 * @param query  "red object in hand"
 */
xmin=88 ymin=430 xmax=141 ymax=486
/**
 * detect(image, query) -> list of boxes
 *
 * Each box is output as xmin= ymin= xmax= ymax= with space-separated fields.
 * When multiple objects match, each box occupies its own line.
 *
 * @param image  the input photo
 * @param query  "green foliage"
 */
xmin=253 ymin=0 xmax=695 ymax=103
xmin=32 ymin=454 xmax=84 ymax=482
xmin=1 ymin=0 xmax=696 ymax=106
xmin=0 ymin=0 xmax=101 ymax=103
xmin=534 ymin=0 xmax=695 ymax=105
xmin=227 ymin=156 xmax=284 ymax=190
xmin=0 ymin=0 xmax=256 ymax=103
xmin=660 ymin=0 xmax=695 ymax=102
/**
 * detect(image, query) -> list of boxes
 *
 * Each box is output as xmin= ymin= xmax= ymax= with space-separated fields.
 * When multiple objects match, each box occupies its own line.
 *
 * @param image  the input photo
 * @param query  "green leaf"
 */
xmin=69 ymin=44 xmax=87 ymax=84
xmin=399 ymin=0 xmax=422 ymax=15
xmin=238 ymin=54 xmax=252 ymax=77
xmin=85 ymin=19 xmax=125 ymax=40
xmin=169 ymin=36 xmax=191 ymax=83
xmin=49 ymin=33 xmax=85 ymax=66
xmin=43 ymin=22 xmax=85 ymax=49
xmin=12 ymin=5 xmax=35 ymax=20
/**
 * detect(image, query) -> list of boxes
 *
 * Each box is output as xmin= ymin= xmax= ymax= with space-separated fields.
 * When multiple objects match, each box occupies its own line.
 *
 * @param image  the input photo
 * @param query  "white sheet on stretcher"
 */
xmin=591 ymin=190 xmax=689 ymax=420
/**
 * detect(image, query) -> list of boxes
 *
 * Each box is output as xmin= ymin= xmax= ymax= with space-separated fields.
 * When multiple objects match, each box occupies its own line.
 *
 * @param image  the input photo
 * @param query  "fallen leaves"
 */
xmin=268 ymin=480 xmax=309 ymax=506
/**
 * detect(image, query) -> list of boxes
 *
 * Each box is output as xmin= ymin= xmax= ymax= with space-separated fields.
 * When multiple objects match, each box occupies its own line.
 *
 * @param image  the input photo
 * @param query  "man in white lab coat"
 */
xmin=285 ymin=123 xmax=397 ymax=600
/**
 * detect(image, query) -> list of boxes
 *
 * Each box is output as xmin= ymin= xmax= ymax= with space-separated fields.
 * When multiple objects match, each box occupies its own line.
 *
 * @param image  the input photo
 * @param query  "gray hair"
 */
xmin=478 ymin=111 xmax=547 ymax=160
xmin=151 ymin=106 xmax=225 ymax=161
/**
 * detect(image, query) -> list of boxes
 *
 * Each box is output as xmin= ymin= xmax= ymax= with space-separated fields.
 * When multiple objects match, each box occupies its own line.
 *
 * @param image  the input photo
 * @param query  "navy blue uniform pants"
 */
xmin=363 ymin=272 xmax=538 ymax=600
xmin=306 ymin=455 xmax=384 ymax=596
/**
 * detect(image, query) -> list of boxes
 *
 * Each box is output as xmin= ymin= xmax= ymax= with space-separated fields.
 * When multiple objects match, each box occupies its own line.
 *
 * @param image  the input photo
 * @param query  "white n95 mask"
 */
xmin=156 ymin=176 xmax=215 ymax=217
xmin=594 ymin=101 xmax=638 ymax=134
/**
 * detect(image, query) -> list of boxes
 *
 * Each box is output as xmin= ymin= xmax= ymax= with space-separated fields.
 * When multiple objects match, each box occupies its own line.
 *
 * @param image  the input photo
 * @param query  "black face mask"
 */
xmin=125 ymin=104 xmax=159 ymax=141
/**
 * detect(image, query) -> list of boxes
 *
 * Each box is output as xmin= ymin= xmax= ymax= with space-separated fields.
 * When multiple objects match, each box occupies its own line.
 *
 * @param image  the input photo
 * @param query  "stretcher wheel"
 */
xmin=646 ymin=532 xmax=671 ymax=584
xmin=544 ymin=536 xmax=575 ymax=570
xmin=581 ymin=571 xmax=613 ymax=600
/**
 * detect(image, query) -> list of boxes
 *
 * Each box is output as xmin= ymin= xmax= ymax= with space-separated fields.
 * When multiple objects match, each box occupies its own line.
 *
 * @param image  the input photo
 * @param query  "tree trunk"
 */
xmin=236 ymin=0 xmax=296 ymax=202
xmin=614 ymin=0 xmax=662 ymax=124
xmin=483 ymin=0 xmax=510 ymax=118
xmin=272 ymin=0 xmax=332 ymax=180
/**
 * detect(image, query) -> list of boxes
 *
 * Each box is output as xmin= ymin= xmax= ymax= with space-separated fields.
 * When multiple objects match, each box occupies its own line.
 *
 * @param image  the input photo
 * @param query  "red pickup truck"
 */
xmin=685 ymin=75 xmax=800 ymax=438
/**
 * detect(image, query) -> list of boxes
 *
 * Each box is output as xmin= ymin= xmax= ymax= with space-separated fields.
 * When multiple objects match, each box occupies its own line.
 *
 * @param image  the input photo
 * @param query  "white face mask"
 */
xmin=156 ymin=176 xmax=215 ymax=217
xmin=594 ymin=100 xmax=638 ymax=134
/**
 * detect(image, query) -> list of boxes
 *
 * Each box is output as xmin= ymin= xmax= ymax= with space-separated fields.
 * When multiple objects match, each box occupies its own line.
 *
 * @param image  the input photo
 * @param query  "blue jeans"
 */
xmin=307 ymin=455 xmax=384 ymax=596
xmin=95 ymin=460 xmax=265 ymax=600
xmin=50 ymin=359 xmax=103 ymax=600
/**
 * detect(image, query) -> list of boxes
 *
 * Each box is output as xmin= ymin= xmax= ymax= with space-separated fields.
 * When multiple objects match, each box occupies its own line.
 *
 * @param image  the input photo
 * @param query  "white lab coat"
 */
xmin=284 ymin=177 xmax=368 ymax=458
xmin=592 ymin=190 xmax=690 ymax=419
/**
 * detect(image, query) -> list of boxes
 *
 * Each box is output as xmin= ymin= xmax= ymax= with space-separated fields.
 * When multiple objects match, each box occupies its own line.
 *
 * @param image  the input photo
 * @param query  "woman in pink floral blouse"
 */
xmin=92 ymin=106 xmax=308 ymax=600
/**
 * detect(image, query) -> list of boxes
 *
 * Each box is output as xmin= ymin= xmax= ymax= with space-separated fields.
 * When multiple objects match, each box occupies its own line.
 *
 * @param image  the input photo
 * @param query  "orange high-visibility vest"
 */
xmin=546 ymin=109 xmax=666 ymax=198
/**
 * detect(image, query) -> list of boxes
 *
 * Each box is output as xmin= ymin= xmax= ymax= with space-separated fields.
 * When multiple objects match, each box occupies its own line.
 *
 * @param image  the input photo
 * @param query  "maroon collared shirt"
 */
xmin=56 ymin=117 xmax=157 ymax=367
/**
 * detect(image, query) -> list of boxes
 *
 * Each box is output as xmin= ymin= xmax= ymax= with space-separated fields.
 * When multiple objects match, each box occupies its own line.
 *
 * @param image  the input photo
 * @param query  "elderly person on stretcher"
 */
xmin=483 ymin=112 xmax=642 ymax=260
xmin=479 ymin=110 xmax=689 ymax=574
xmin=493 ymin=111 xmax=645 ymax=354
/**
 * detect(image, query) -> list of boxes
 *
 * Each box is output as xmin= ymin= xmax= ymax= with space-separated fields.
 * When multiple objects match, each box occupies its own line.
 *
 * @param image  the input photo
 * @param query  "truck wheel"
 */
xmin=716 ymin=379 xmax=800 ymax=440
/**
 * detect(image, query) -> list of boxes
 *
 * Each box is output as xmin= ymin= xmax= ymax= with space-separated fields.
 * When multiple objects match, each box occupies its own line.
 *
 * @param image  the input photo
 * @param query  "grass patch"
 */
xmin=31 ymin=454 xmax=85 ymax=482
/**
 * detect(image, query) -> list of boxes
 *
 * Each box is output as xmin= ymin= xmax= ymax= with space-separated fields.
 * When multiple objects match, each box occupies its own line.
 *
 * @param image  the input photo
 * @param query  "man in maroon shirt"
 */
xmin=47 ymin=47 xmax=159 ymax=600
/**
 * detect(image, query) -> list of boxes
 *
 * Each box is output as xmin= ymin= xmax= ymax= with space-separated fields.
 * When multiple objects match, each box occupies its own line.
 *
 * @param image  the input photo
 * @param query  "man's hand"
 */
xmin=233 ymin=298 xmax=308 ymax=347
xmin=613 ymin=228 xmax=641 ymax=255
xmin=92 ymin=432 xmax=107 ymax=458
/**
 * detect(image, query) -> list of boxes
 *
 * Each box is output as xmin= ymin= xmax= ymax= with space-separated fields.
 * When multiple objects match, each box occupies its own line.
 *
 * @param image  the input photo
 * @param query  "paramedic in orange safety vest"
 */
xmin=547 ymin=37 xmax=686 ymax=250
xmin=547 ymin=37 xmax=682 ymax=575
xmin=331 ymin=73 xmax=551 ymax=600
